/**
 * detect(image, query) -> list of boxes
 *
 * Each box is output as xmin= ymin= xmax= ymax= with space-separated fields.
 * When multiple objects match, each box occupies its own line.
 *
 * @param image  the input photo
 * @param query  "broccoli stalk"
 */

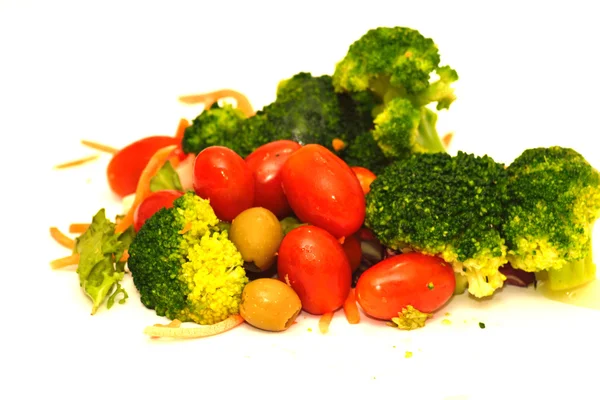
xmin=546 ymin=250 xmax=596 ymax=291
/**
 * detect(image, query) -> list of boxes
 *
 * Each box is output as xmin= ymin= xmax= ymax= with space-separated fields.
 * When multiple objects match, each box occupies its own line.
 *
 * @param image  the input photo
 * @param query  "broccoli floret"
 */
xmin=181 ymin=103 xmax=246 ymax=155
xmin=341 ymin=131 xmax=390 ymax=174
xmin=332 ymin=26 xmax=458 ymax=111
xmin=503 ymin=146 xmax=600 ymax=291
xmin=365 ymin=151 xmax=509 ymax=298
xmin=127 ymin=192 xmax=248 ymax=325
xmin=371 ymin=98 xmax=446 ymax=159
xmin=237 ymin=72 xmax=374 ymax=157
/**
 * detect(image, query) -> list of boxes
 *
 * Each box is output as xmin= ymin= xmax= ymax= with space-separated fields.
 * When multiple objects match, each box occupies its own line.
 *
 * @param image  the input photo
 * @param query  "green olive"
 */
xmin=240 ymin=278 xmax=302 ymax=332
xmin=229 ymin=207 xmax=283 ymax=271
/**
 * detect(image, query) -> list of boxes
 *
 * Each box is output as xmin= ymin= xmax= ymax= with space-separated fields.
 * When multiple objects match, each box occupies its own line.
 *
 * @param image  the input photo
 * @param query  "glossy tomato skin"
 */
xmin=351 ymin=166 xmax=377 ymax=195
xmin=133 ymin=190 xmax=184 ymax=232
xmin=192 ymin=146 xmax=254 ymax=221
xmin=355 ymin=253 xmax=455 ymax=319
xmin=107 ymin=136 xmax=186 ymax=197
xmin=281 ymin=144 xmax=365 ymax=239
xmin=277 ymin=225 xmax=351 ymax=315
xmin=245 ymin=140 xmax=302 ymax=219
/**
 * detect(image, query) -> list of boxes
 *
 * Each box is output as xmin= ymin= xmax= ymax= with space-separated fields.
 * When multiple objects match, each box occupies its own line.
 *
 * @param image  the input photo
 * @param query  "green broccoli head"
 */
xmin=503 ymin=146 xmax=600 ymax=290
xmin=236 ymin=72 xmax=376 ymax=157
xmin=365 ymin=151 xmax=509 ymax=298
xmin=332 ymin=27 xmax=458 ymax=111
xmin=127 ymin=192 xmax=248 ymax=325
xmin=181 ymin=103 xmax=246 ymax=155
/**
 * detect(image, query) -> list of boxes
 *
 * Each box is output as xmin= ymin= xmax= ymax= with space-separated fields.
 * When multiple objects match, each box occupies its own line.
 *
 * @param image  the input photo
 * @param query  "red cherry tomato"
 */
xmin=192 ymin=146 xmax=254 ymax=221
xmin=281 ymin=144 xmax=365 ymax=238
xmin=107 ymin=136 xmax=186 ymax=197
xmin=351 ymin=166 xmax=377 ymax=195
xmin=245 ymin=140 xmax=302 ymax=219
xmin=355 ymin=253 xmax=455 ymax=320
xmin=133 ymin=190 xmax=184 ymax=232
xmin=277 ymin=225 xmax=351 ymax=315
xmin=342 ymin=234 xmax=362 ymax=273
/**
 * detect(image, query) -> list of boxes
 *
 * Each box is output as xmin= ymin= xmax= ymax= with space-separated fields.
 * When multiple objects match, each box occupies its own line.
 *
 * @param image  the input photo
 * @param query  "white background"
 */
xmin=1 ymin=1 xmax=600 ymax=399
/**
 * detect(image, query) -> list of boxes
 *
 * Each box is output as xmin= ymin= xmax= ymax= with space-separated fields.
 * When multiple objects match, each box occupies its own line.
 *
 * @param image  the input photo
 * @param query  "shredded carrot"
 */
xmin=319 ymin=312 xmax=334 ymax=334
xmin=174 ymin=118 xmax=190 ymax=141
xmin=115 ymin=144 xmax=179 ymax=233
xmin=178 ymin=222 xmax=192 ymax=235
xmin=442 ymin=132 xmax=453 ymax=148
xmin=332 ymin=138 xmax=346 ymax=152
xmin=69 ymin=223 xmax=90 ymax=234
xmin=343 ymin=288 xmax=361 ymax=324
xmin=338 ymin=236 xmax=346 ymax=245
xmin=50 ymin=254 xmax=80 ymax=270
xmin=80 ymin=139 xmax=118 ymax=154
xmin=144 ymin=315 xmax=244 ymax=339
xmin=54 ymin=154 xmax=99 ymax=169
xmin=50 ymin=227 xmax=75 ymax=249
xmin=178 ymin=89 xmax=254 ymax=117
xmin=119 ymin=249 xmax=129 ymax=262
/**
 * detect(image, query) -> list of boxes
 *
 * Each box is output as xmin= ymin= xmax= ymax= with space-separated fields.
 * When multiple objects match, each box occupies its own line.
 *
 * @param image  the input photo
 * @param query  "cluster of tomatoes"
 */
xmin=106 ymin=135 xmax=456 ymax=322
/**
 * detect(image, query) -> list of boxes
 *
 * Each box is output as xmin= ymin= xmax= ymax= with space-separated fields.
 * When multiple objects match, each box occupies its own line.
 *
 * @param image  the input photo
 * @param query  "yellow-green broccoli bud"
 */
xmin=128 ymin=192 xmax=248 ymax=324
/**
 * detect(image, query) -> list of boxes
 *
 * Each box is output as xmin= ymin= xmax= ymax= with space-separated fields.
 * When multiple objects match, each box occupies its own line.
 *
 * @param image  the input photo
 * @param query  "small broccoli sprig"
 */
xmin=127 ymin=192 xmax=248 ymax=325
xmin=332 ymin=26 xmax=458 ymax=112
xmin=503 ymin=146 xmax=600 ymax=291
xmin=371 ymin=98 xmax=446 ymax=160
xmin=181 ymin=103 xmax=246 ymax=155
xmin=365 ymin=151 xmax=509 ymax=298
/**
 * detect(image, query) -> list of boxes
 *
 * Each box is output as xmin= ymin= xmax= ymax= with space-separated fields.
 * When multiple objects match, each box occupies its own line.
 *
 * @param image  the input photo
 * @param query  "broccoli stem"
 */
xmin=416 ymin=108 xmax=446 ymax=154
xmin=546 ymin=248 xmax=596 ymax=291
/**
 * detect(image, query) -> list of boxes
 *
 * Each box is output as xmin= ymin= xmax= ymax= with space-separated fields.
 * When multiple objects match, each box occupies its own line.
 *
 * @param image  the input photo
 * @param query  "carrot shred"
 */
xmin=178 ymin=89 xmax=254 ymax=117
xmin=343 ymin=288 xmax=361 ymax=324
xmin=80 ymin=140 xmax=118 ymax=154
xmin=119 ymin=249 xmax=129 ymax=262
xmin=50 ymin=227 xmax=75 ymax=249
xmin=174 ymin=118 xmax=190 ymax=141
xmin=69 ymin=223 xmax=90 ymax=234
xmin=144 ymin=315 xmax=244 ymax=339
xmin=332 ymin=138 xmax=346 ymax=152
xmin=178 ymin=222 xmax=192 ymax=235
xmin=50 ymin=254 xmax=80 ymax=269
xmin=115 ymin=144 xmax=179 ymax=233
xmin=319 ymin=312 xmax=334 ymax=334
xmin=442 ymin=132 xmax=453 ymax=148
xmin=338 ymin=236 xmax=346 ymax=245
xmin=54 ymin=154 xmax=99 ymax=169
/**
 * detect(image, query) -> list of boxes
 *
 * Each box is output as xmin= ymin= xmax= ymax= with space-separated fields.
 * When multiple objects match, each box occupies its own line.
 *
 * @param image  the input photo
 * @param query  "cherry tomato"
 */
xmin=192 ymin=146 xmax=254 ymax=221
xmin=107 ymin=136 xmax=186 ymax=197
xmin=277 ymin=225 xmax=351 ymax=315
xmin=281 ymin=144 xmax=365 ymax=239
xmin=245 ymin=140 xmax=302 ymax=219
xmin=351 ymin=166 xmax=377 ymax=195
xmin=342 ymin=234 xmax=362 ymax=273
xmin=133 ymin=190 xmax=184 ymax=232
xmin=355 ymin=253 xmax=455 ymax=320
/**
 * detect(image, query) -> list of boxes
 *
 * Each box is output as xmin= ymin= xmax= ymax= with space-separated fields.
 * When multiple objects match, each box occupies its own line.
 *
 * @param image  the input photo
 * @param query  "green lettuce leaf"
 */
xmin=75 ymin=209 xmax=135 ymax=314
xmin=149 ymin=161 xmax=183 ymax=192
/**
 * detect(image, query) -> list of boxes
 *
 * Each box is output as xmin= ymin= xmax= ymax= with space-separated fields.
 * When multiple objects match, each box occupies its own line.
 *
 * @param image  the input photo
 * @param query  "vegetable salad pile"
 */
xmin=51 ymin=26 xmax=600 ymax=339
